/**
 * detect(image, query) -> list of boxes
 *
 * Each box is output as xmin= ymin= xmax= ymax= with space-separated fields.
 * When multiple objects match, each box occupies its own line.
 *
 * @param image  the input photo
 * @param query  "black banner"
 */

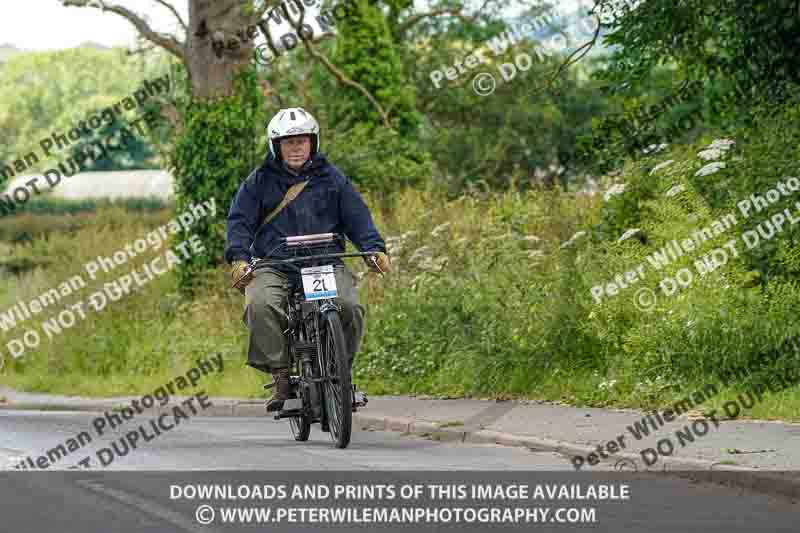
xmin=1 ymin=471 xmax=797 ymax=532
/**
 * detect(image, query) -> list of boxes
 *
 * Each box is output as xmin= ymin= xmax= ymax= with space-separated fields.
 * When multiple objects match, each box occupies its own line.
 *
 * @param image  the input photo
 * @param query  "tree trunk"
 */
xmin=188 ymin=0 xmax=255 ymax=99
xmin=61 ymin=0 xmax=260 ymax=99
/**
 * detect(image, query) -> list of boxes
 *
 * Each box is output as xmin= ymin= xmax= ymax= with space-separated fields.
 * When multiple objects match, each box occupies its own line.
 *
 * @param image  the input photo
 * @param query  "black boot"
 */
xmin=266 ymin=368 xmax=290 ymax=412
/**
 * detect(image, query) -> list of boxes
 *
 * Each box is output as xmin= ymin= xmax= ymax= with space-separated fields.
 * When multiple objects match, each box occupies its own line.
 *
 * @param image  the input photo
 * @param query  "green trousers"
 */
xmin=243 ymin=265 xmax=365 ymax=374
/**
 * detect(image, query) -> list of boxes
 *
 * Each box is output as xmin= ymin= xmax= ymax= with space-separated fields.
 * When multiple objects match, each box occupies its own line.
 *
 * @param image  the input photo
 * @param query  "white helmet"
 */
xmin=267 ymin=107 xmax=320 ymax=160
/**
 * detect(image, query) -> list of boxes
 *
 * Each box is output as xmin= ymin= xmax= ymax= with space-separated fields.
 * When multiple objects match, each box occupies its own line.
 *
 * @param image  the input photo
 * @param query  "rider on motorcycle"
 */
xmin=225 ymin=107 xmax=390 ymax=412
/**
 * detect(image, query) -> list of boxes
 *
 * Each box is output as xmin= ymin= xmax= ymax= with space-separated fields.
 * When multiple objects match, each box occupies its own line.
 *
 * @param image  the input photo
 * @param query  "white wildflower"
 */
xmin=603 ymin=183 xmax=627 ymax=202
xmin=418 ymin=256 xmax=448 ymax=272
xmin=708 ymin=138 xmax=735 ymax=151
xmin=560 ymin=231 xmax=587 ymax=249
xmin=408 ymin=245 xmax=434 ymax=263
xmin=649 ymin=160 xmax=675 ymax=175
xmin=522 ymin=235 xmax=541 ymax=243
xmin=642 ymin=143 xmax=668 ymax=155
xmin=697 ymin=148 xmax=725 ymax=161
xmin=665 ymin=184 xmax=686 ymax=197
xmin=430 ymin=222 xmax=451 ymax=237
xmin=618 ymin=228 xmax=641 ymax=242
xmin=695 ymin=162 xmax=726 ymax=177
xmin=598 ymin=379 xmax=617 ymax=391
xmin=581 ymin=175 xmax=599 ymax=196
xmin=387 ymin=243 xmax=404 ymax=255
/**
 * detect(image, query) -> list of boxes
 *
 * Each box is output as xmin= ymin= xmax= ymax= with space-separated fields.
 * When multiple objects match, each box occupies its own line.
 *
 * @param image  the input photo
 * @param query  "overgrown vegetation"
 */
xmin=167 ymin=68 xmax=265 ymax=291
xmin=2 ymin=0 xmax=800 ymax=423
xmin=3 ymin=125 xmax=800 ymax=420
xmin=0 ymin=45 xmax=169 ymax=182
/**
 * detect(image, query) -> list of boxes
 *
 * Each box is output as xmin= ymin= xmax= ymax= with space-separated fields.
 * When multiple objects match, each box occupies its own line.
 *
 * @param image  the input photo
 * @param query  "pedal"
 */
xmin=353 ymin=390 xmax=368 ymax=408
xmin=264 ymin=376 xmax=301 ymax=390
xmin=267 ymin=397 xmax=303 ymax=418
xmin=274 ymin=408 xmax=304 ymax=419
xmin=282 ymin=398 xmax=303 ymax=410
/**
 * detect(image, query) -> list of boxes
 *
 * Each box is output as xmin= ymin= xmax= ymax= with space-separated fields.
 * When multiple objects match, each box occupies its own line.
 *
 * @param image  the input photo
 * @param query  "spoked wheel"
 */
xmin=321 ymin=310 xmax=352 ymax=448
xmin=288 ymin=371 xmax=311 ymax=441
xmin=288 ymin=404 xmax=311 ymax=442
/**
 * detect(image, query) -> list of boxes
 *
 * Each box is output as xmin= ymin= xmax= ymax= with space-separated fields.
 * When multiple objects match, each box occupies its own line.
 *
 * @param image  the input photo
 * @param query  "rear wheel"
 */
xmin=288 ymin=393 xmax=311 ymax=441
xmin=321 ymin=310 xmax=352 ymax=448
xmin=289 ymin=413 xmax=311 ymax=441
xmin=288 ymin=359 xmax=312 ymax=441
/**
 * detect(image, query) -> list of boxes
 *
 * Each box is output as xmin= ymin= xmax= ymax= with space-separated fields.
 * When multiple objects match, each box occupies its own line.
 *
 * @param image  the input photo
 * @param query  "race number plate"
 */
xmin=300 ymin=265 xmax=338 ymax=301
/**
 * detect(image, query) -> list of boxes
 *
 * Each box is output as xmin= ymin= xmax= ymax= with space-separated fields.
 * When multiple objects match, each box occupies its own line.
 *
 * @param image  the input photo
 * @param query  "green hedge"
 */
xmin=0 ymin=196 xmax=170 ymax=217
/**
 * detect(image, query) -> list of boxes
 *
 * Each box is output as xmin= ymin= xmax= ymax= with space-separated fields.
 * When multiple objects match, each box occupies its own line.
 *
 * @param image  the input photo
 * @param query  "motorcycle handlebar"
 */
xmin=251 ymin=251 xmax=385 ymax=275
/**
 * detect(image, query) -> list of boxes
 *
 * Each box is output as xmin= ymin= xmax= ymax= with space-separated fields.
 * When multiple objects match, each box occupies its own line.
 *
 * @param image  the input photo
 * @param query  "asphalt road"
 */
xmin=0 ymin=409 xmax=571 ymax=471
xmin=0 ymin=409 xmax=798 ymax=533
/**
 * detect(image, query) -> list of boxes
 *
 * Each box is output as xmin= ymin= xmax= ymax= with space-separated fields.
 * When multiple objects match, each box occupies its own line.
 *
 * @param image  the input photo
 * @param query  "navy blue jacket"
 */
xmin=225 ymin=152 xmax=386 ymax=266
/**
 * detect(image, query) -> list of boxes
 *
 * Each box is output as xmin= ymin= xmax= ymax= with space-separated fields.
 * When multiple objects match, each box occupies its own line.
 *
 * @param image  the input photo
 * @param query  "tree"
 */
xmin=61 ymin=0 xmax=258 ymax=99
xmin=579 ymin=0 xmax=800 ymax=174
xmin=56 ymin=0 xmax=606 ymax=290
xmin=59 ymin=0 xmax=272 ymax=292
xmin=598 ymin=0 xmax=800 ymax=103
xmin=0 ymin=46 xmax=163 ymax=184
xmin=329 ymin=0 xmax=419 ymax=135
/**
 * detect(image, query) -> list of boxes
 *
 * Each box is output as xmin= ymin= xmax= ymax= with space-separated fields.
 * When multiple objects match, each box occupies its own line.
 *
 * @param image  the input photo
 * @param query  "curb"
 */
xmin=352 ymin=414 xmax=800 ymax=501
xmin=0 ymin=399 xmax=264 ymax=418
xmin=3 ymin=398 xmax=799 ymax=500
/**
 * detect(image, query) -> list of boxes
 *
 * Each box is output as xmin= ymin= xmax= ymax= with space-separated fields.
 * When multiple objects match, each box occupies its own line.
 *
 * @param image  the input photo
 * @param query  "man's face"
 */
xmin=279 ymin=135 xmax=312 ymax=171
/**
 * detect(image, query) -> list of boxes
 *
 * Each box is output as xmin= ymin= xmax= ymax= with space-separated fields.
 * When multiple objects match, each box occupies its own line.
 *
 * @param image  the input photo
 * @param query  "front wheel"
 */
xmin=321 ymin=310 xmax=352 ymax=448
